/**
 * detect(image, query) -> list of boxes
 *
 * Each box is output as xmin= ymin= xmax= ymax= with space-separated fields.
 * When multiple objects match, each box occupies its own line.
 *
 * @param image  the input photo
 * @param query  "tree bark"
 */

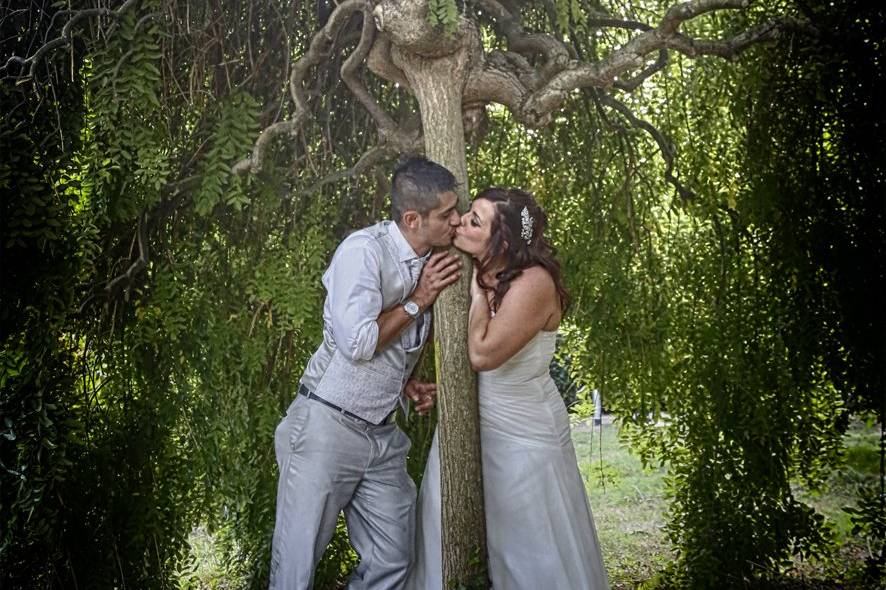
xmin=387 ymin=15 xmax=488 ymax=587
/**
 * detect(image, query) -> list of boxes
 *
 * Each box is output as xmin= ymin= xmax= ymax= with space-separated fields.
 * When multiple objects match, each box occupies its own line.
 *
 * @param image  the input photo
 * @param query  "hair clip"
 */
xmin=520 ymin=206 xmax=534 ymax=244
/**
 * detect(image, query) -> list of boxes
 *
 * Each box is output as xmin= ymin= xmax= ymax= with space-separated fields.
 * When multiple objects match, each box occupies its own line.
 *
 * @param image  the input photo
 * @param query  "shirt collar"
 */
xmin=387 ymin=220 xmax=430 ymax=263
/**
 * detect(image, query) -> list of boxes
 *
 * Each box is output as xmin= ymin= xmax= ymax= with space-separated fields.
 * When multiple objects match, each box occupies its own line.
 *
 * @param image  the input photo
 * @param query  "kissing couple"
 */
xmin=269 ymin=156 xmax=609 ymax=590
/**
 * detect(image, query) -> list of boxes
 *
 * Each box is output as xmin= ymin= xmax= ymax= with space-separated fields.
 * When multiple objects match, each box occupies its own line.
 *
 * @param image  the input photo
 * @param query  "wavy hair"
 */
xmin=473 ymin=187 xmax=569 ymax=313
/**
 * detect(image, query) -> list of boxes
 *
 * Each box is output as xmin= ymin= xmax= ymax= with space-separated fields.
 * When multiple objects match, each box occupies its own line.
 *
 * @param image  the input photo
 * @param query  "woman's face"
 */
xmin=454 ymin=198 xmax=495 ymax=259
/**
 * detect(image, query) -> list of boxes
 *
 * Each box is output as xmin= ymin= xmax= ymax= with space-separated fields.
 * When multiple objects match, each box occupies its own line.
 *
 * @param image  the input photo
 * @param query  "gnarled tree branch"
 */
xmin=234 ymin=0 xmax=373 ymax=174
xmin=1 ymin=0 xmax=140 ymax=80
xmin=474 ymin=0 xmax=572 ymax=80
xmin=235 ymin=0 xmax=422 ymax=177
xmin=519 ymin=6 xmax=815 ymax=124
xmin=236 ymin=0 xmax=815 ymax=205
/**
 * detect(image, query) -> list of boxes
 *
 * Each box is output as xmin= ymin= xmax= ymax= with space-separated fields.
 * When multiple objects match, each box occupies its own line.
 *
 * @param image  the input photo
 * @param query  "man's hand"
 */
xmin=404 ymin=379 xmax=437 ymax=416
xmin=412 ymin=251 xmax=461 ymax=310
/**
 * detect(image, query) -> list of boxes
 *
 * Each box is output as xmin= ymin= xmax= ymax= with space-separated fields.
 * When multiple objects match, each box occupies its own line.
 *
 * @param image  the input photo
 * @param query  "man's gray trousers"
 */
xmin=269 ymin=395 xmax=416 ymax=590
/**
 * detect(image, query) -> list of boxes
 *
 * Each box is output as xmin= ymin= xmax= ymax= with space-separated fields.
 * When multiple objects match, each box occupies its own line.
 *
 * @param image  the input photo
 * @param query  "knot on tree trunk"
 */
xmin=373 ymin=0 xmax=464 ymax=58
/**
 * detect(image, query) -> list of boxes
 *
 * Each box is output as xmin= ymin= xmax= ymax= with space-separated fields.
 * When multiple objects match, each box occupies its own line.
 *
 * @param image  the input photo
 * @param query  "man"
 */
xmin=270 ymin=156 xmax=462 ymax=589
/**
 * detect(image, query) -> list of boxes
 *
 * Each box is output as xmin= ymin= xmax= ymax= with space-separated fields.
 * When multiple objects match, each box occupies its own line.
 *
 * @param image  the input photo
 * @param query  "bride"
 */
xmin=407 ymin=188 xmax=609 ymax=589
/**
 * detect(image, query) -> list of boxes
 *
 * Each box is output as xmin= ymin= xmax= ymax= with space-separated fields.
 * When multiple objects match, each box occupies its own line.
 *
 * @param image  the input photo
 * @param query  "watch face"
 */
xmin=405 ymin=301 xmax=420 ymax=317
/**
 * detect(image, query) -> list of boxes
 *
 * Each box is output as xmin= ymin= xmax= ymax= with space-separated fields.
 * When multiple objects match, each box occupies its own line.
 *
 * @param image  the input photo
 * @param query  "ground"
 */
xmin=181 ymin=417 xmax=881 ymax=588
xmin=572 ymin=416 xmax=881 ymax=589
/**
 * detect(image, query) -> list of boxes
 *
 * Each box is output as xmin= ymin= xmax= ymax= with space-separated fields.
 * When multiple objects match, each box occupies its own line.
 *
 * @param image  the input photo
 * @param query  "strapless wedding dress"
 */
xmin=407 ymin=330 xmax=609 ymax=589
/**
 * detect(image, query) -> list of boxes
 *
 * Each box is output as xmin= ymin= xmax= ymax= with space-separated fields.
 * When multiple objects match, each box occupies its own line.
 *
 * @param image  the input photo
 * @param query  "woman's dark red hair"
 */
xmin=474 ymin=187 xmax=569 ymax=313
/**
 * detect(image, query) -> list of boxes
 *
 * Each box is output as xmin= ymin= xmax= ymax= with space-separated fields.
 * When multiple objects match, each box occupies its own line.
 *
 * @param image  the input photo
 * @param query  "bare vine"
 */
xmin=105 ymin=212 xmax=149 ymax=298
xmin=232 ymin=0 xmax=422 ymax=177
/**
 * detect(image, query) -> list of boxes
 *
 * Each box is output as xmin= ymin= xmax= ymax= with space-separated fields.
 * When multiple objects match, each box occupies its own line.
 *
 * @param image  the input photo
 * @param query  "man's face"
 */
xmin=418 ymin=190 xmax=460 ymax=248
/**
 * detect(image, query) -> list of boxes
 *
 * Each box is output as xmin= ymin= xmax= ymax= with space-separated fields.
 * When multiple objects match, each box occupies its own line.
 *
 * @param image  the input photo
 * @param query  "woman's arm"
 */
xmin=468 ymin=266 xmax=559 ymax=371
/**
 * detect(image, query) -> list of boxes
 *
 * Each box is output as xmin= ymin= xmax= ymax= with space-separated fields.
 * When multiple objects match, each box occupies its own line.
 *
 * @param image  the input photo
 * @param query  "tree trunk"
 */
xmin=393 ymin=36 xmax=488 ymax=589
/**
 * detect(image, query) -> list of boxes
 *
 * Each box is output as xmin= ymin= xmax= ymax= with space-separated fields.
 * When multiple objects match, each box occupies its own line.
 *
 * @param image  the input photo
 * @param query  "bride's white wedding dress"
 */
xmin=407 ymin=330 xmax=609 ymax=589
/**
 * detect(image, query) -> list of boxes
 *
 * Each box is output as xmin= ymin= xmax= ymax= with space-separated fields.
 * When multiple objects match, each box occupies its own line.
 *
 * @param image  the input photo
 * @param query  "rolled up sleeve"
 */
xmin=326 ymin=240 xmax=383 ymax=361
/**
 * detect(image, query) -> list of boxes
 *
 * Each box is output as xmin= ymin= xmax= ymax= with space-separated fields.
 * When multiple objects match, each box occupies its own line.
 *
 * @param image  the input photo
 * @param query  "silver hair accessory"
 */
xmin=520 ymin=206 xmax=534 ymax=244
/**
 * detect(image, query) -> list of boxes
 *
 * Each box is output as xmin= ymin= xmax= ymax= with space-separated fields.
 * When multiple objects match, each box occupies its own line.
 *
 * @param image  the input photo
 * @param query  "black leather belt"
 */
xmin=298 ymin=383 xmax=395 ymax=426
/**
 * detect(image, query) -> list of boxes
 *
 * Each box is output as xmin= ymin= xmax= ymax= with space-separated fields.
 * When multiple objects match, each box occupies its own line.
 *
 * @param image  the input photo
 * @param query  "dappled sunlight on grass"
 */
xmin=790 ymin=420 xmax=882 ymax=585
xmin=571 ymin=418 xmax=880 ymax=589
xmin=573 ymin=420 xmax=674 ymax=588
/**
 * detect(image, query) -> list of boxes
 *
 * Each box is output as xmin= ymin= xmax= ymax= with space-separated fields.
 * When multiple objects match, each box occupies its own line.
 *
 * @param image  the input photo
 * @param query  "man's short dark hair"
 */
xmin=390 ymin=156 xmax=458 ymax=223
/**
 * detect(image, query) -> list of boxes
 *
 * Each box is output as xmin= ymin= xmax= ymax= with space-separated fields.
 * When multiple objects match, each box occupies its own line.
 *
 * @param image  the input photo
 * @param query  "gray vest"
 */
xmin=307 ymin=222 xmax=430 ymax=423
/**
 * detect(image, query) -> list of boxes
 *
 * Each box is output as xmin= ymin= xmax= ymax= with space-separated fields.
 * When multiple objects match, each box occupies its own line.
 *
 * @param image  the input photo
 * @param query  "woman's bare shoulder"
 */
xmin=509 ymin=265 xmax=561 ymax=326
xmin=506 ymin=266 xmax=558 ymax=308
xmin=512 ymin=265 xmax=556 ymax=291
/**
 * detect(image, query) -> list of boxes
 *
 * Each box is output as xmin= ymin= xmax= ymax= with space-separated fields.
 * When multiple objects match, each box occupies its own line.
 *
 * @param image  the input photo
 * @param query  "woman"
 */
xmin=408 ymin=188 xmax=609 ymax=589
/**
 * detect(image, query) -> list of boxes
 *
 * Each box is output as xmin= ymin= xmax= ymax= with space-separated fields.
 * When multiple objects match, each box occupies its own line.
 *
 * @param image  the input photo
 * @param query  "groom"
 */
xmin=269 ymin=156 xmax=462 ymax=590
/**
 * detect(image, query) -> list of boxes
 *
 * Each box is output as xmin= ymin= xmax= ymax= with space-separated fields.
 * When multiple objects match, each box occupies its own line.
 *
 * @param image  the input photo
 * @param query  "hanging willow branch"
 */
xmin=5 ymin=1 xmax=815 ymax=200
xmin=1 ymin=0 xmax=818 ymax=198
xmin=598 ymin=93 xmax=696 ymax=203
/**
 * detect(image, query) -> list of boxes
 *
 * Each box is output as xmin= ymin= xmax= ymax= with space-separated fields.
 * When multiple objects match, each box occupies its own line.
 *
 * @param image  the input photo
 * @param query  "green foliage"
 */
xmin=2 ymin=1 xmax=346 ymax=587
xmin=86 ymin=2 xmax=169 ymax=221
xmin=2 ymin=0 xmax=882 ymax=588
xmin=554 ymin=0 xmax=587 ymax=33
xmin=550 ymin=333 xmax=582 ymax=408
xmin=1 ymin=8 xmax=91 ymax=584
xmin=734 ymin=4 xmax=885 ymax=584
xmin=196 ymin=93 xmax=261 ymax=215
xmin=844 ymin=483 xmax=886 ymax=583
xmin=447 ymin=544 xmax=489 ymax=590
xmin=427 ymin=0 xmax=461 ymax=36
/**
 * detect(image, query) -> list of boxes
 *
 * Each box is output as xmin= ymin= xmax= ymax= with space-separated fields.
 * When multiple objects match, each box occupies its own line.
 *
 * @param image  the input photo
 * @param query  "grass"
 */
xmin=572 ymin=419 xmax=674 ymax=589
xmin=790 ymin=420 xmax=884 ymax=586
xmin=180 ymin=417 xmax=882 ymax=588
xmin=793 ymin=421 xmax=882 ymax=534
xmin=571 ymin=417 xmax=883 ymax=589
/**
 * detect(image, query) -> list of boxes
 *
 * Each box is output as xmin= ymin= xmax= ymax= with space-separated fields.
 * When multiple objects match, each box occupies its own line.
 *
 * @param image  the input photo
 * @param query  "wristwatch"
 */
xmin=403 ymin=299 xmax=420 ymax=319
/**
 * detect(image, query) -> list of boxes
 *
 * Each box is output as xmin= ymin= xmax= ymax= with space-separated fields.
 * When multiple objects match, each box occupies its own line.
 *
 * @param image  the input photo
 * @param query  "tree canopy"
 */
xmin=1 ymin=0 xmax=883 ymax=587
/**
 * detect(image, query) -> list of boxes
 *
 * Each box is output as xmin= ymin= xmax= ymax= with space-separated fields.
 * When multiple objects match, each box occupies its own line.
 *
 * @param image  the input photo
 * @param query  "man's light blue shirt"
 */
xmin=300 ymin=220 xmax=431 ymax=402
